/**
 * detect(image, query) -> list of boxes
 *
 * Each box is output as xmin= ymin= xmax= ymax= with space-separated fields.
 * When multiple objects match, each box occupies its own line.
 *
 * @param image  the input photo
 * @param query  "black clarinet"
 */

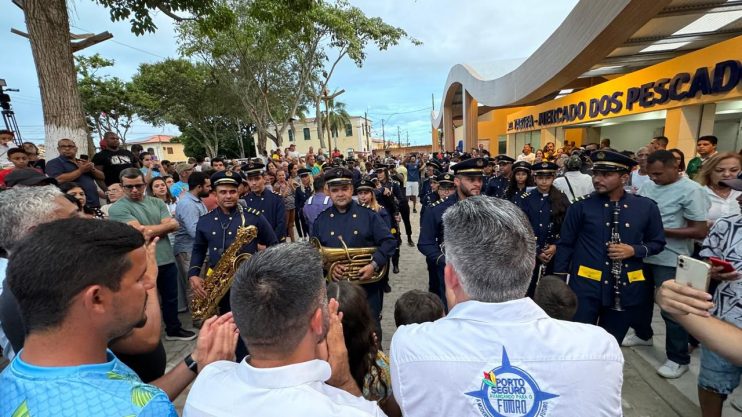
xmin=609 ymin=202 xmax=623 ymax=311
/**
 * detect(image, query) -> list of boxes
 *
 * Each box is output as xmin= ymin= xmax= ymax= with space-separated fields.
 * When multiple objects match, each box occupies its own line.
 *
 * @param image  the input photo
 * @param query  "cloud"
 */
xmin=2 ymin=0 xmax=577 ymax=147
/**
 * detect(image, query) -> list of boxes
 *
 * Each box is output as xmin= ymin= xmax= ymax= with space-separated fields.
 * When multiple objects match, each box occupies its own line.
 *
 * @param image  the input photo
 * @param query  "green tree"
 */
xmin=130 ymin=59 xmax=243 ymax=157
xmin=75 ymin=54 xmax=135 ymax=144
xmin=178 ymin=0 xmax=418 ymax=154
xmin=323 ymin=98 xmax=351 ymax=151
xmin=20 ymin=0 xmax=223 ymax=157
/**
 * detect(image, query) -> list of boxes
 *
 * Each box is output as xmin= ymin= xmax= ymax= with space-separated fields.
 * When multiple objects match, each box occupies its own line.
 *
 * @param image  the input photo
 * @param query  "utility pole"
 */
xmin=406 ymin=131 xmax=409 ymax=147
xmin=381 ymin=119 xmax=386 ymax=149
xmin=364 ymin=110 xmax=370 ymax=153
xmin=397 ymin=125 xmax=401 ymax=149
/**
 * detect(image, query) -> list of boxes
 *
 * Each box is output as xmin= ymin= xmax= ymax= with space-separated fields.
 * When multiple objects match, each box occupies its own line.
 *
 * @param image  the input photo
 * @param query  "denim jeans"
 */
xmin=633 ymin=263 xmax=690 ymax=365
xmin=157 ymin=262 xmax=183 ymax=333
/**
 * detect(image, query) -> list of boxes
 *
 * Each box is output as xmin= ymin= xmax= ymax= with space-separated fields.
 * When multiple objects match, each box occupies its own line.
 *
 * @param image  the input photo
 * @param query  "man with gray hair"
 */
xmin=184 ymin=243 xmax=384 ymax=417
xmin=0 ymin=186 xmax=79 ymax=359
xmin=391 ymin=196 xmax=623 ymax=417
xmin=553 ymin=155 xmax=594 ymax=202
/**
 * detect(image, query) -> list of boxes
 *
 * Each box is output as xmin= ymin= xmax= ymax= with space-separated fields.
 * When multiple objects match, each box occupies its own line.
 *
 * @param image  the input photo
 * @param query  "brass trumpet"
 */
xmin=311 ymin=236 xmax=388 ymax=284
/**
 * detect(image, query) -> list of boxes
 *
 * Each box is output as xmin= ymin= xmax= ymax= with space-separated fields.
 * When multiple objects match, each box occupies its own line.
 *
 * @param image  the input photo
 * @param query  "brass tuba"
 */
xmin=191 ymin=225 xmax=258 ymax=321
xmin=311 ymin=236 xmax=388 ymax=284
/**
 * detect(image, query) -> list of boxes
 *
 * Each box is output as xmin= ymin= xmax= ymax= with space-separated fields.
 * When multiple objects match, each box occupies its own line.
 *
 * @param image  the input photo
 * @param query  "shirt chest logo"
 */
xmin=466 ymin=347 xmax=558 ymax=417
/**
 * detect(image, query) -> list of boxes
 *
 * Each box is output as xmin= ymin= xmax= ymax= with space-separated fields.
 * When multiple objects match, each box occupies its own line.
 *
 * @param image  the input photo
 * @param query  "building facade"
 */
xmin=260 ymin=116 xmax=375 ymax=155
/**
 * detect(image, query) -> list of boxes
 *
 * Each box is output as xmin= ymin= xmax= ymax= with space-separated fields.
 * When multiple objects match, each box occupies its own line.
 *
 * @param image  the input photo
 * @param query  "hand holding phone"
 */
xmin=676 ymin=255 xmax=711 ymax=291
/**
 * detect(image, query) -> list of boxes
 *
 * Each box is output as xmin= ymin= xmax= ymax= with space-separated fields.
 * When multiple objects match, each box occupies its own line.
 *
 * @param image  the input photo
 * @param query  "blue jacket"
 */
xmin=243 ymin=189 xmax=287 ymax=241
xmin=188 ymin=205 xmax=278 ymax=276
xmin=311 ymin=201 xmax=396 ymax=267
xmin=417 ymin=193 xmax=459 ymax=265
xmin=554 ymin=192 xmax=666 ymax=307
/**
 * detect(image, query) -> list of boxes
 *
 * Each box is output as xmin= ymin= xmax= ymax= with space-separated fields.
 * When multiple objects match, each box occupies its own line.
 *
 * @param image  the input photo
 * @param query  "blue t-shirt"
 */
xmin=406 ymin=163 xmax=420 ymax=182
xmin=0 ymin=349 xmax=177 ymax=417
xmin=170 ymin=181 xmax=189 ymax=199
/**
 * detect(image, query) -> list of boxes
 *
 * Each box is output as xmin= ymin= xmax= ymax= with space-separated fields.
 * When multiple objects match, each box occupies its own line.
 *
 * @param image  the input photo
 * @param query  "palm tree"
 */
xmin=323 ymin=99 xmax=351 ymax=152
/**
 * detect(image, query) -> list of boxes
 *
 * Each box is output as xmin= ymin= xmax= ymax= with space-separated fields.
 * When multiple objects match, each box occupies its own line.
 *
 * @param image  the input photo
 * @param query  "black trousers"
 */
xmin=573 ymin=296 xmax=643 ymax=344
xmin=398 ymin=200 xmax=413 ymax=238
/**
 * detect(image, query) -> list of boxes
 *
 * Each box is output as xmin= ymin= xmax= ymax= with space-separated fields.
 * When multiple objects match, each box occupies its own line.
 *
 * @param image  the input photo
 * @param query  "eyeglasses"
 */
xmin=59 ymin=145 xmax=77 ymax=149
xmin=122 ymin=184 xmax=146 ymax=190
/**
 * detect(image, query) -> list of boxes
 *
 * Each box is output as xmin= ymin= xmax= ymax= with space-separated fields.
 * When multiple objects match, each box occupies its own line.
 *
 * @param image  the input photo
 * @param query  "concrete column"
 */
xmin=432 ymin=127 xmax=440 ymax=152
xmin=506 ymin=133 xmax=516 ymax=156
xmin=443 ymin=106 xmax=455 ymax=152
xmin=555 ymin=127 xmax=565 ymax=149
xmin=540 ymin=128 xmax=556 ymax=150
xmin=462 ymin=90 xmax=478 ymax=152
xmin=664 ymin=104 xmax=716 ymax=159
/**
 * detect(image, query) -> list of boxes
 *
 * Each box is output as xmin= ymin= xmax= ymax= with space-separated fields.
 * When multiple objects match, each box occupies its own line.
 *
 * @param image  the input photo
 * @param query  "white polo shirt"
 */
xmin=184 ymin=358 xmax=386 ymax=417
xmin=390 ymin=298 xmax=623 ymax=417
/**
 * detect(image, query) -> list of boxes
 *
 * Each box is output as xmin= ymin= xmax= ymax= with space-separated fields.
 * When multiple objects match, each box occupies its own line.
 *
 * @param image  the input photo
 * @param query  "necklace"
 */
xmin=711 ymin=185 xmax=731 ymax=198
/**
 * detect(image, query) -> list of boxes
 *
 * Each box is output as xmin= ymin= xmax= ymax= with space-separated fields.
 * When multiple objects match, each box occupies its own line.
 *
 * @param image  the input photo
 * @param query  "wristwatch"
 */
xmin=184 ymin=354 xmax=199 ymax=374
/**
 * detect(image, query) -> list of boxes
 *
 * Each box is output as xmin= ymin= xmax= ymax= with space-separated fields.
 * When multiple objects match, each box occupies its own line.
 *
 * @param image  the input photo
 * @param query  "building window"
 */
xmin=303 ymin=128 xmax=311 ymax=140
xmin=166 ymin=147 xmax=174 ymax=155
xmin=345 ymin=124 xmax=353 ymax=137
xmin=288 ymin=129 xmax=295 ymax=142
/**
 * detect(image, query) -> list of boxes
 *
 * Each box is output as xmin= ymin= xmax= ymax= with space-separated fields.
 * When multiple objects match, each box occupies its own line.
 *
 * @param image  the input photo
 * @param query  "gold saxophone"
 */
xmin=311 ymin=236 xmax=388 ymax=284
xmin=191 ymin=225 xmax=258 ymax=321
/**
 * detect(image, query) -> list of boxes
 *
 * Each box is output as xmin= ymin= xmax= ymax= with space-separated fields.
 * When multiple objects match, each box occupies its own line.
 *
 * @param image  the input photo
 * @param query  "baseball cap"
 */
xmin=5 ymin=168 xmax=58 ymax=187
xmin=174 ymin=163 xmax=195 ymax=174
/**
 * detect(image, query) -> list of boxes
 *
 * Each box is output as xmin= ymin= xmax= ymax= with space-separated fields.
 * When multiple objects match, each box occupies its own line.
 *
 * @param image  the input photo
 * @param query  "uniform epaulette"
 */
xmin=574 ymin=193 xmax=592 ymax=202
xmin=202 ymin=208 xmax=216 ymax=217
xmin=244 ymin=207 xmax=261 ymax=216
xmin=358 ymin=203 xmax=374 ymax=211
xmin=520 ymin=192 xmax=530 ymax=199
xmin=430 ymin=199 xmax=445 ymax=207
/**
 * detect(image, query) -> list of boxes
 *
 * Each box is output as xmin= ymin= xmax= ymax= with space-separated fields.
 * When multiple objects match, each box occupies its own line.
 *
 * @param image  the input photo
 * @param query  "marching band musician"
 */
xmin=553 ymin=150 xmax=665 ymax=343
xmin=418 ymin=175 xmax=439 ymax=222
xmin=418 ymin=160 xmax=441 ymax=200
xmin=504 ymin=160 xmax=534 ymax=206
xmin=188 ymin=170 xmax=278 ymax=359
xmin=311 ymin=168 xmax=396 ymax=339
xmin=374 ymin=163 xmax=403 ymax=274
xmin=519 ymin=161 xmax=570 ymax=297
xmin=418 ymin=158 xmax=485 ymax=307
xmin=484 ymin=155 xmax=514 ymax=198
xmin=242 ymin=161 xmax=287 ymax=242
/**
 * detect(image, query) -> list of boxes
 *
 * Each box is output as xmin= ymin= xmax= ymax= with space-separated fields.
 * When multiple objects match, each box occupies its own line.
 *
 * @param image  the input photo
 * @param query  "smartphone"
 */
xmin=709 ymin=256 xmax=735 ymax=273
xmin=79 ymin=155 xmax=89 ymax=161
xmin=676 ymin=255 xmax=710 ymax=291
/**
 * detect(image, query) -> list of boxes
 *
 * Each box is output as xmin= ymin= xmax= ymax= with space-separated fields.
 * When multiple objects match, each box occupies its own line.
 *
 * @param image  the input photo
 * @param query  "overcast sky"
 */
xmin=1 ymin=0 xmax=578 ymax=147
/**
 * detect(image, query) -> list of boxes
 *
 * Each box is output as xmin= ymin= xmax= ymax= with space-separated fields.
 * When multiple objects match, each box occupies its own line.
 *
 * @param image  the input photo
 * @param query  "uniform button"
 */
xmin=538 ymin=210 xmax=542 ymax=213
xmin=604 ymin=281 xmax=609 ymax=284
xmin=605 ymin=222 xmax=610 ymax=227
xmin=624 ymin=204 xmax=628 ymax=208
xmin=623 ymin=282 xmax=627 ymax=286
xmin=604 ymin=203 xmax=609 ymax=208
xmin=212 ymin=232 xmax=216 ymax=235
xmin=605 ymin=262 xmax=609 ymax=265
xmin=228 ymin=232 xmax=232 ymax=235
xmin=214 ymin=217 xmax=218 ymax=220
xmin=353 ymin=230 xmax=358 ymax=235
xmin=213 ymin=247 xmax=218 ymax=251
xmin=539 ymin=223 xmax=543 ymax=227
xmin=624 ymin=263 xmax=629 ymax=267
xmin=625 ymin=223 xmax=630 ymax=228
xmin=262 ymin=210 xmax=265 ymax=212
xmin=261 ymin=198 xmax=264 ymax=201
xmin=229 ymin=217 xmax=232 ymax=220
xmin=352 ymin=214 xmax=357 ymax=218
xmin=330 ymin=231 xmax=335 ymax=236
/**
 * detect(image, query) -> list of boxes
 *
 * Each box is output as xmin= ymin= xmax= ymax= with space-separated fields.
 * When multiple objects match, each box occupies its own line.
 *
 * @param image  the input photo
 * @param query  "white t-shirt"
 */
xmin=705 ymin=186 xmax=742 ymax=224
xmin=517 ymin=153 xmax=536 ymax=164
xmin=391 ymin=298 xmax=623 ymax=417
xmin=553 ymin=171 xmax=594 ymax=202
xmin=184 ymin=358 xmax=385 ymax=417
xmin=629 ymin=171 xmax=650 ymax=194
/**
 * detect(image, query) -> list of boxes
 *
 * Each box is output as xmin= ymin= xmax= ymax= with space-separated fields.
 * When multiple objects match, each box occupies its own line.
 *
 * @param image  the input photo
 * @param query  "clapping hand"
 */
xmin=192 ymin=312 xmax=239 ymax=367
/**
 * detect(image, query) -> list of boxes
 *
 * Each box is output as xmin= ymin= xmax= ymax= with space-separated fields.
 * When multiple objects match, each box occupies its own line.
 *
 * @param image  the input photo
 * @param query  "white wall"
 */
xmin=713 ymin=119 xmax=741 ymax=152
xmin=599 ymin=119 xmax=665 ymax=153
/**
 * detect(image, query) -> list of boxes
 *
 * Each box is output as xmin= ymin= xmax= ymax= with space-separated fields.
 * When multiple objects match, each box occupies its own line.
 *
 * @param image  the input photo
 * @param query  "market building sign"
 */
xmin=507 ymin=35 xmax=742 ymax=132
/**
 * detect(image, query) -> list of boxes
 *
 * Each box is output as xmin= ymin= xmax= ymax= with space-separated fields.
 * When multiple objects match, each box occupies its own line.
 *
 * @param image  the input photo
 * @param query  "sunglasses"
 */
xmin=122 ymin=184 xmax=146 ymax=190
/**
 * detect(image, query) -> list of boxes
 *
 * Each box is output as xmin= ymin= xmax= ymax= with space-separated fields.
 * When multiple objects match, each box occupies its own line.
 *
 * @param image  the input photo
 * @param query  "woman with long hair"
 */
xmin=504 ymin=161 xmax=533 ymax=205
xmin=22 ymin=142 xmax=45 ymax=172
xmin=519 ymin=161 xmax=570 ymax=297
xmin=669 ymin=148 xmax=687 ymax=174
xmin=59 ymin=181 xmax=104 ymax=219
xmin=326 ymin=281 xmax=400 ymax=417
xmin=147 ymin=176 xmax=177 ymax=216
xmin=697 ymin=152 xmax=742 ymax=226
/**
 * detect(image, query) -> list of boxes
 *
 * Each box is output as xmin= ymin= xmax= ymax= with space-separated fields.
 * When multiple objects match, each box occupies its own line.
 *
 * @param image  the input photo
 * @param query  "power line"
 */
xmin=69 ymin=24 xmax=168 ymax=59
xmin=368 ymin=106 xmax=433 ymax=117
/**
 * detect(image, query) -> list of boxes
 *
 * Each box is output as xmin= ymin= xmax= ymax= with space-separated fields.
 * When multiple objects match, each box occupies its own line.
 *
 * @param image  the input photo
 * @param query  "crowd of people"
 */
xmin=0 ymin=126 xmax=741 ymax=416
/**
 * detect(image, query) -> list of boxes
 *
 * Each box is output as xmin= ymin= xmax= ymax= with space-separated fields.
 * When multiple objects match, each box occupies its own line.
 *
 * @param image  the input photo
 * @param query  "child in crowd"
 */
xmin=394 ymin=290 xmax=446 ymax=327
xmin=534 ymin=275 xmax=578 ymax=321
